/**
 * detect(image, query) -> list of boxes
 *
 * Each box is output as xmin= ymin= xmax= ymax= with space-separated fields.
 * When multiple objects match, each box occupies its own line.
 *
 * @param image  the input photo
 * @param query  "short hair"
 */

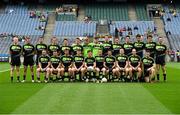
xmin=158 ymin=36 xmax=163 ymax=39
xmin=136 ymin=34 xmax=141 ymax=37
xmin=63 ymin=38 xmax=68 ymax=41
xmin=94 ymin=37 xmax=99 ymax=40
xmin=76 ymin=49 xmax=82 ymax=51
xmin=25 ymin=36 xmax=30 ymax=39
xmin=147 ymin=35 xmax=153 ymax=38
xmin=64 ymin=48 xmax=70 ymax=51
xmin=146 ymin=50 xmax=150 ymax=53
xmin=87 ymin=50 xmax=92 ymax=53
xmin=108 ymin=49 xmax=112 ymax=52
xmin=126 ymin=35 xmax=130 ymax=38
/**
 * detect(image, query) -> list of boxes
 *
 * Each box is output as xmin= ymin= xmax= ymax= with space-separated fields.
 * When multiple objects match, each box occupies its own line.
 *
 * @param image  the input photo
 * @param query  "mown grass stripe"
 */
xmin=11 ymin=83 xmax=171 ymax=114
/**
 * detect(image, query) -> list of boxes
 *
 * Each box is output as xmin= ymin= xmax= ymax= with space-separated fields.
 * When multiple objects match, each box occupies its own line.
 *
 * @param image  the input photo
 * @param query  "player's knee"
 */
xmin=129 ymin=68 xmax=132 ymax=72
xmin=61 ymin=68 xmax=64 ymax=72
xmin=68 ymin=68 xmax=72 ymax=72
xmin=96 ymin=68 xmax=100 ymax=72
xmin=46 ymin=68 xmax=50 ymax=72
xmin=57 ymin=68 xmax=61 ymax=73
xmin=125 ymin=68 xmax=129 ymax=72
xmin=112 ymin=69 xmax=116 ymax=73
xmin=102 ymin=68 xmax=106 ymax=72
xmin=11 ymin=67 xmax=14 ymax=71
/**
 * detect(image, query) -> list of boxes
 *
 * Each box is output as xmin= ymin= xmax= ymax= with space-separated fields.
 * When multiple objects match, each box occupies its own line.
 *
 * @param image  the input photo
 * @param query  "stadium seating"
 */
xmin=110 ymin=21 xmax=155 ymax=37
xmin=53 ymin=21 xmax=97 ymax=37
xmin=85 ymin=4 xmax=129 ymax=21
xmin=0 ymin=35 xmax=41 ymax=55
xmin=135 ymin=4 xmax=151 ymax=21
xmin=0 ymin=5 xmax=47 ymax=55
xmin=5 ymin=5 xmax=28 ymax=14
xmin=167 ymin=34 xmax=180 ymax=50
xmin=0 ymin=14 xmax=46 ymax=35
xmin=163 ymin=9 xmax=180 ymax=50
xmin=56 ymin=14 xmax=77 ymax=21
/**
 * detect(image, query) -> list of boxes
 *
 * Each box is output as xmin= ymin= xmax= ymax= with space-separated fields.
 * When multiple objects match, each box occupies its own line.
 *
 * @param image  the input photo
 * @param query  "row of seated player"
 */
xmin=9 ymin=35 xmax=167 ymax=83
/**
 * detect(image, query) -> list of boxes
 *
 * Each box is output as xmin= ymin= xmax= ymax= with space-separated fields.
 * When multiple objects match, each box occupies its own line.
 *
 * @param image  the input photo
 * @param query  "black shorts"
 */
xmin=23 ymin=58 xmax=34 ymax=66
xmin=150 ymin=53 xmax=155 ymax=59
xmin=144 ymin=69 xmax=150 ymax=77
xmin=97 ymin=66 xmax=104 ymax=70
xmin=76 ymin=65 xmax=82 ymax=69
xmin=107 ymin=66 xmax=113 ymax=71
xmin=36 ymin=55 xmax=40 ymax=65
xmin=156 ymin=56 xmax=165 ymax=66
xmin=64 ymin=67 xmax=69 ymax=71
xmin=11 ymin=57 xmax=21 ymax=66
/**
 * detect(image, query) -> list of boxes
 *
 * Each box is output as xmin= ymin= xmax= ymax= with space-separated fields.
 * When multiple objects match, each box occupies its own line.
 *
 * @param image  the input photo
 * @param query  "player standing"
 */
xmin=145 ymin=35 xmax=156 ymax=59
xmin=9 ymin=37 xmax=22 ymax=82
xmin=60 ymin=38 xmax=72 ymax=55
xmin=22 ymin=37 xmax=35 ymax=82
xmin=123 ymin=36 xmax=134 ymax=57
xmin=102 ymin=36 xmax=112 ymax=56
xmin=133 ymin=34 xmax=145 ymax=58
xmin=155 ymin=37 xmax=167 ymax=81
xmin=83 ymin=37 xmax=92 ymax=57
xmin=72 ymin=38 xmax=83 ymax=55
xmin=90 ymin=37 xmax=103 ymax=57
xmin=112 ymin=37 xmax=122 ymax=56
xmin=48 ymin=37 xmax=61 ymax=56
xmin=35 ymin=37 xmax=47 ymax=66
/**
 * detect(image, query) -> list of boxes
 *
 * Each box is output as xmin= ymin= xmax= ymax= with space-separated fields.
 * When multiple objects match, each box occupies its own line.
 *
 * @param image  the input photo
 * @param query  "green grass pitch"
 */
xmin=0 ymin=62 xmax=180 ymax=114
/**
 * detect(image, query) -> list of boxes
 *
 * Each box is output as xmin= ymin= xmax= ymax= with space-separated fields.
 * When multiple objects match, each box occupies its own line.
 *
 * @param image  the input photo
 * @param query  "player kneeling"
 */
xmin=95 ymin=49 xmax=106 ymax=81
xmin=142 ymin=51 xmax=155 ymax=83
xmin=84 ymin=50 xmax=96 ymax=82
xmin=115 ymin=48 xmax=129 ymax=82
xmin=128 ymin=49 xmax=142 ymax=82
xmin=50 ymin=51 xmax=61 ymax=82
xmin=60 ymin=48 xmax=74 ymax=81
xmin=37 ymin=50 xmax=50 ymax=83
xmin=74 ymin=49 xmax=86 ymax=81
xmin=104 ymin=50 xmax=117 ymax=81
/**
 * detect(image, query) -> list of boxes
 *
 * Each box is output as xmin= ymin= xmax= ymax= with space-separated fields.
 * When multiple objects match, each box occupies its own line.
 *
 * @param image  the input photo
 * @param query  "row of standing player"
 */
xmin=9 ymin=34 xmax=167 ymax=83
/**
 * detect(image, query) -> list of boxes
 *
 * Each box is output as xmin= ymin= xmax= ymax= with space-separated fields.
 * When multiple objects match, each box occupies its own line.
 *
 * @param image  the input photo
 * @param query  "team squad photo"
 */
xmin=9 ymin=35 xmax=167 ymax=83
xmin=1 ymin=0 xmax=180 ymax=114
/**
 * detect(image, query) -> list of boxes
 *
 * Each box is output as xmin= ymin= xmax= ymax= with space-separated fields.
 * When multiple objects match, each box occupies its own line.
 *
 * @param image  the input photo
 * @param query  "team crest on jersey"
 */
xmin=156 ymin=45 xmax=166 ymax=51
xmin=143 ymin=58 xmax=153 ymax=65
xmin=41 ymin=58 xmax=48 ymax=62
xmin=117 ymin=56 xmax=127 ymax=61
xmin=24 ymin=45 xmax=33 ymax=50
xmin=37 ymin=45 xmax=46 ymax=49
xmin=130 ymin=57 xmax=139 ymax=62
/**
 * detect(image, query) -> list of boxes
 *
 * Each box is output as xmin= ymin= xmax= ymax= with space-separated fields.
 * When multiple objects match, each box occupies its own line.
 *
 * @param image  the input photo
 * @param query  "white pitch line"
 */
xmin=0 ymin=68 xmax=11 ymax=73
xmin=0 ymin=67 xmax=23 ymax=73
